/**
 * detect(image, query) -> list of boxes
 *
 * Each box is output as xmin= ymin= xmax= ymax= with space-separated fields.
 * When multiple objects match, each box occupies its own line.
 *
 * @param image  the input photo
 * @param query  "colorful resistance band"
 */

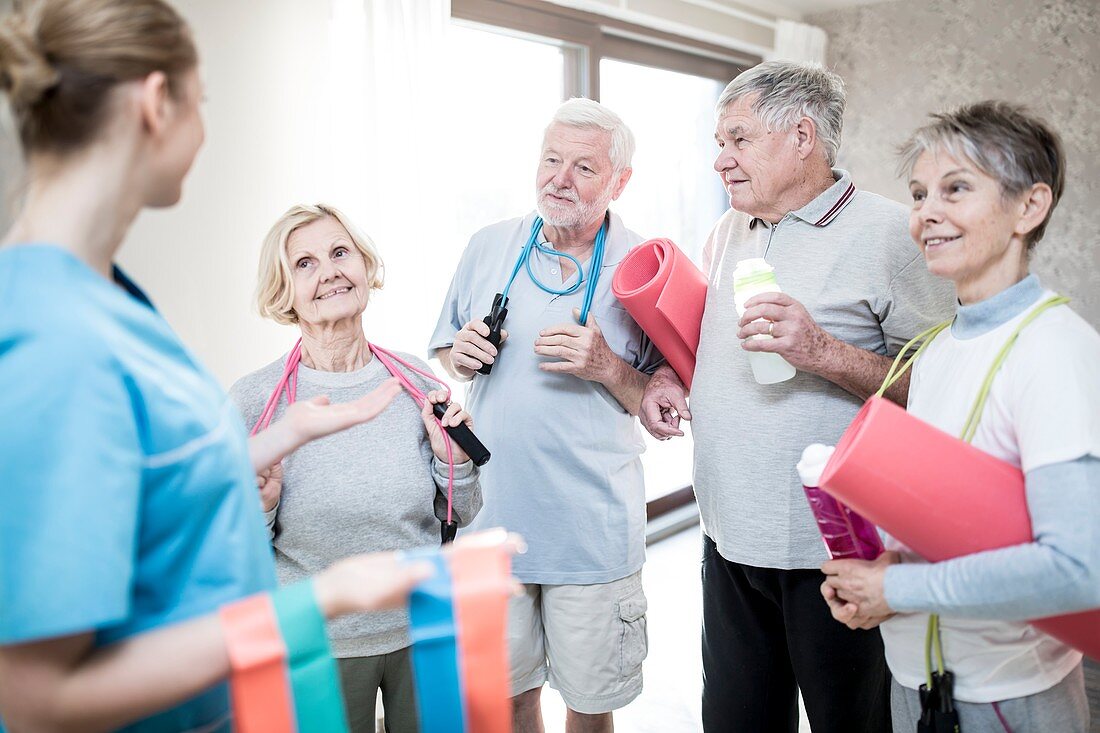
xmin=450 ymin=540 xmax=513 ymax=733
xmin=219 ymin=593 xmax=294 ymax=733
xmin=273 ymin=581 xmax=351 ymax=733
xmin=221 ymin=581 xmax=348 ymax=733
xmin=251 ymin=339 xmax=457 ymax=525
xmin=405 ymin=535 xmax=514 ymax=733
xmin=405 ymin=547 xmax=467 ymax=732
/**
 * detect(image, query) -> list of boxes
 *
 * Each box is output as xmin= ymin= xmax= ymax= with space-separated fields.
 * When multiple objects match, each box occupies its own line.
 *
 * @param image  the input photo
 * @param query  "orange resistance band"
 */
xmin=450 ymin=542 xmax=513 ymax=733
xmin=220 ymin=593 xmax=296 ymax=733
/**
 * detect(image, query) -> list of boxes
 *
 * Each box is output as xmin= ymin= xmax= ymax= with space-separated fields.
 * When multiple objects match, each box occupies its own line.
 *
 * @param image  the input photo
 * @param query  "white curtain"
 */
xmin=323 ymin=0 xmax=457 ymax=354
xmin=768 ymin=19 xmax=828 ymax=65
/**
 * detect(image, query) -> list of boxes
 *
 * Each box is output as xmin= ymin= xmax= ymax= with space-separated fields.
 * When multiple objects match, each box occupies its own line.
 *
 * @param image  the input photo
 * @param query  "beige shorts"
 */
xmin=508 ymin=570 xmax=648 ymax=714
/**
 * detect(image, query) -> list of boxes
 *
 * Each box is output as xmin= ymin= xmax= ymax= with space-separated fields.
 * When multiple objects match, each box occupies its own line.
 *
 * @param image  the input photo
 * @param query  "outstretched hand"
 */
xmin=315 ymin=530 xmax=529 ymax=619
xmin=284 ymin=378 xmax=403 ymax=443
xmin=249 ymin=378 xmax=403 ymax=473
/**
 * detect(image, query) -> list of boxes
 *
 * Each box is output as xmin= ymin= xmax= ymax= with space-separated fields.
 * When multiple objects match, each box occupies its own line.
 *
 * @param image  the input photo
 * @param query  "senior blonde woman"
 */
xmin=230 ymin=204 xmax=483 ymax=733
xmin=821 ymin=102 xmax=1099 ymax=732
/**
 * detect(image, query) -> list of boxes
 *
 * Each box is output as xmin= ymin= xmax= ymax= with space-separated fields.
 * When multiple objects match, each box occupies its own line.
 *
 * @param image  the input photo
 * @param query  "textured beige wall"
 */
xmin=809 ymin=0 xmax=1100 ymax=327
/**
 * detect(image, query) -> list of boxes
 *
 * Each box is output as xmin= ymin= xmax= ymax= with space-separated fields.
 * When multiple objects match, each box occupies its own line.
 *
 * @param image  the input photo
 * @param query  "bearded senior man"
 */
xmin=430 ymin=98 xmax=660 ymax=733
xmin=641 ymin=62 xmax=956 ymax=732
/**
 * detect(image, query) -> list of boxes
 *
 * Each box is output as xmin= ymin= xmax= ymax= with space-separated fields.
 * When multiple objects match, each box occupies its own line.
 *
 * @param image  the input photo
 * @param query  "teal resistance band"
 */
xmin=272 ymin=580 xmax=351 ymax=733
xmin=501 ymin=214 xmax=609 ymax=326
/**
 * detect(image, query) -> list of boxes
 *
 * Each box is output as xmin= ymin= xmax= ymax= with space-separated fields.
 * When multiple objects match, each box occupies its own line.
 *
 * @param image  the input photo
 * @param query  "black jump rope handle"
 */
xmin=434 ymin=403 xmax=489 ymax=544
xmin=434 ymin=404 xmax=488 ymax=544
xmin=476 ymin=293 xmax=509 ymax=376
xmin=432 ymin=402 xmax=491 ymax=467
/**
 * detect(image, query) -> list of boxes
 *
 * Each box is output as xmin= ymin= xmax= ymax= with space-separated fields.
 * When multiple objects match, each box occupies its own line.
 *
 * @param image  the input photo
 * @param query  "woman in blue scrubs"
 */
xmin=0 ymin=1 xmax=429 ymax=730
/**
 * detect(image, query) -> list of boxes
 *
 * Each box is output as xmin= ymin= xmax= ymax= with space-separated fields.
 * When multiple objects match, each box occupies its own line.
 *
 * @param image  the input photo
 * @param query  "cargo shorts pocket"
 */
xmin=617 ymin=589 xmax=649 ymax=677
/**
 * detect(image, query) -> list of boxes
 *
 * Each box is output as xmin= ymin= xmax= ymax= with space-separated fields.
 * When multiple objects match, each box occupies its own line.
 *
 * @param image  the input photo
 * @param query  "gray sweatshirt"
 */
xmin=230 ymin=351 xmax=482 ymax=657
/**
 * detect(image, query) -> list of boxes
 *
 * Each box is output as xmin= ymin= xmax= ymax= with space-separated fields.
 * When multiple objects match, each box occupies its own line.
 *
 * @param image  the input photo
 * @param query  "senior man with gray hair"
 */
xmin=430 ymin=98 xmax=661 ymax=733
xmin=640 ymin=61 xmax=956 ymax=732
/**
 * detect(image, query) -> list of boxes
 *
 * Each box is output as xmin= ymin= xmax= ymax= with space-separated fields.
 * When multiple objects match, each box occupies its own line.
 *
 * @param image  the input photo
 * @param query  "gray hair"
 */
xmin=546 ymin=97 xmax=635 ymax=173
xmin=716 ymin=61 xmax=845 ymax=166
xmin=898 ymin=100 xmax=1065 ymax=249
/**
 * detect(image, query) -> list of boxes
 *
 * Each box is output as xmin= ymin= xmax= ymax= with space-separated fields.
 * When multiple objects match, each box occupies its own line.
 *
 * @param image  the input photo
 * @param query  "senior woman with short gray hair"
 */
xmin=230 ymin=204 xmax=483 ymax=733
xmin=822 ymin=101 xmax=1098 ymax=733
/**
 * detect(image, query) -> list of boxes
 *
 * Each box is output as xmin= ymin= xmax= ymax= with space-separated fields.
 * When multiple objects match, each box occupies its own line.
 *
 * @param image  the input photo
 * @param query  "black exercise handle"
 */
xmin=476 ymin=293 xmax=509 ymax=376
xmin=432 ymin=402 xmax=491 ymax=466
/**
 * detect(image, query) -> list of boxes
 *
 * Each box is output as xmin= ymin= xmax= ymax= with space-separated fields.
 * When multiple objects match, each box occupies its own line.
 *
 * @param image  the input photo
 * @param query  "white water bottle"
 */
xmin=732 ymin=258 xmax=796 ymax=385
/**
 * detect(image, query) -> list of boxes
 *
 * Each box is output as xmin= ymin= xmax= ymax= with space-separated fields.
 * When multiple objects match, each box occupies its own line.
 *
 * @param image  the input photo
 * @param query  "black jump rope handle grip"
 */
xmin=434 ymin=402 xmax=488 ymax=544
xmin=432 ymin=402 xmax=491 ymax=467
xmin=476 ymin=327 xmax=503 ymax=375
xmin=476 ymin=293 xmax=509 ymax=376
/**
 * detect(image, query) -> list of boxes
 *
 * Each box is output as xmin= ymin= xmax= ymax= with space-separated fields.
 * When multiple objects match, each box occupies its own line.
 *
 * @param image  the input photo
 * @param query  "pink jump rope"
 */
xmin=250 ymin=339 xmax=490 ymax=543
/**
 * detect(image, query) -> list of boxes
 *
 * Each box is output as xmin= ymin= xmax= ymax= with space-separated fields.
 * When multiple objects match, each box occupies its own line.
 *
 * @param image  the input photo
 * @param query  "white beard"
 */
xmin=536 ymin=181 xmax=616 ymax=228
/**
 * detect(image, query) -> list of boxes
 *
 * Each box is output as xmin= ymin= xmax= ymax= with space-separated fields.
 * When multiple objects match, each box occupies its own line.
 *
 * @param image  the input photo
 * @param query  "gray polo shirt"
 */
xmin=691 ymin=170 xmax=956 ymax=569
xmin=429 ymin=211 xmax=662 ymax=585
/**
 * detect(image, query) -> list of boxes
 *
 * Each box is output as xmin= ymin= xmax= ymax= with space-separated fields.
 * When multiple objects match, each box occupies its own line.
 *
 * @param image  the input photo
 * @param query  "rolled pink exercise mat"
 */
xmin=818 ymin=395 xmax=1100 ymax=660
xmin=611 ymin=238 xmax=707 ymax=389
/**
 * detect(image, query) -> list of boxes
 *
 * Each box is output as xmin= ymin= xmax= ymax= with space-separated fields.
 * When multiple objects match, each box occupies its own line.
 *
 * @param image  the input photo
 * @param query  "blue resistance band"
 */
xmin=501 ymin=215 xmax=609 ymax=325
xmin=405 ymin=547 xmax=467 ymax=733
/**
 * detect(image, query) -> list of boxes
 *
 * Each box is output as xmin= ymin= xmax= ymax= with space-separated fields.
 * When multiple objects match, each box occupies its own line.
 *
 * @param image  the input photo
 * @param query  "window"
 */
xmin=447 ymin=0 xmax=759 ymax=506
xmin=445 ymin=23 xmax=567 ymax=244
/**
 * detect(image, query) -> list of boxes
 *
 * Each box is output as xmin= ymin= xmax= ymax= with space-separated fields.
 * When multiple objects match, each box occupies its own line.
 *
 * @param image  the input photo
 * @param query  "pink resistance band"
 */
xmin=250 ymin=339 xmax=457 ymax=525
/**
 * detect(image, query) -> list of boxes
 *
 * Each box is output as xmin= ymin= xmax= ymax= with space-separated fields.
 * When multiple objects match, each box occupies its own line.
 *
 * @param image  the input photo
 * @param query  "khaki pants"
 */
xmin=337 ymin=647 xmax=419 ymax=733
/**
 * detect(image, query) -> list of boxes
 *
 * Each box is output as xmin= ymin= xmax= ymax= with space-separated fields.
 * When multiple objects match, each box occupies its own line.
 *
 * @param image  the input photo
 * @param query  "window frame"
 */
xmin=451 ymin=0 xmax=759 ymax=98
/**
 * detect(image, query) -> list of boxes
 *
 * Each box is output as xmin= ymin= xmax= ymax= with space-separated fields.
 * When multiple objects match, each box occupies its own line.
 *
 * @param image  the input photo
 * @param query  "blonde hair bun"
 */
xmin=0 ymin=10 xmax=60 ymax=110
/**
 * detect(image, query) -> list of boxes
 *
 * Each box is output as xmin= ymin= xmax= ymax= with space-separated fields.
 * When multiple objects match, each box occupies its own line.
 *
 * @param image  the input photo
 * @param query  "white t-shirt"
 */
xmin=881 ymin=289 xmax=1100 ymax=702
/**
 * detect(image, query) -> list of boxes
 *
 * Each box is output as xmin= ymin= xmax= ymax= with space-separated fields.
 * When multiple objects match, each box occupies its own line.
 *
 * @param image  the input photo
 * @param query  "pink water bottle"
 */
xmin=798 ymin=444 xmax=883 ymax=560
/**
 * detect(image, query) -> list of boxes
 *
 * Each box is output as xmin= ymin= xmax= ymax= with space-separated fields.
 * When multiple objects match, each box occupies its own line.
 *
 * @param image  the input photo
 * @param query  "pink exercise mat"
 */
xmin=820 ymin=396 xmax=1099 ymax=659
xmin=611 ymin=238 xmax=707 ymax=389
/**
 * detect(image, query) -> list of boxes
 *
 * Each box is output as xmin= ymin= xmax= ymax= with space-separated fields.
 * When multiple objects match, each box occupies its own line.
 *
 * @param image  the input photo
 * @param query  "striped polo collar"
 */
xmin=749 ymin=169 xmax=857 ymax=229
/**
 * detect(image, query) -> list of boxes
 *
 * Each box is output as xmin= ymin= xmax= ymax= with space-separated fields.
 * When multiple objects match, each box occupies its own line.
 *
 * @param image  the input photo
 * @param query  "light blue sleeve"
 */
xmin=884 ymin=455 xmax=1100 ymax=620
xmin=0 ymin=332 xmax=143 ymax=643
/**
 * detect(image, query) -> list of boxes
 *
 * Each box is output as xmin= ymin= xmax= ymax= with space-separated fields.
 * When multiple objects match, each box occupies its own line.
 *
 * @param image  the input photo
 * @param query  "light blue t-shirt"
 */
xmin=429 ymin=212 xmax=662 ymax=585
xmin=0 ymin=245 xmax=276 ymax=733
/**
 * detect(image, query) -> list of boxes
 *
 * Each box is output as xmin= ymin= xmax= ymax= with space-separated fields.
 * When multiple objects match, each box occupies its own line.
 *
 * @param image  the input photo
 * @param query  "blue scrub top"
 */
xmin=0 ymin=245 xmax=277 ymax=732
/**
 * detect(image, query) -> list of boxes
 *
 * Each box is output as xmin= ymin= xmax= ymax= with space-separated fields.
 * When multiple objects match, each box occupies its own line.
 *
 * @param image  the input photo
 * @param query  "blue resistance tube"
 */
xmin=405 ymin=548 xmax=467 ymax=733
xmin=501 ymin=215 xmax=609 ymax=325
